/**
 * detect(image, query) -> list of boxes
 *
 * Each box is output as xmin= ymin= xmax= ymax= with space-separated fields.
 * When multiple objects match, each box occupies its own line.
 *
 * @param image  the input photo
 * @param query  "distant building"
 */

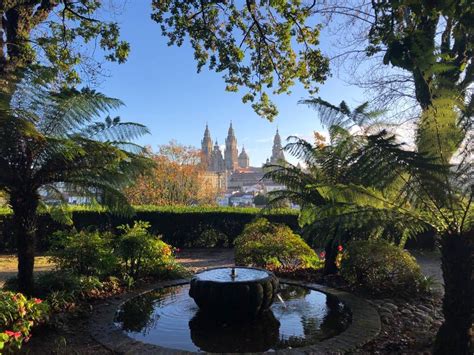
xmin=200 ymin=123 xmax=289 ymax=203
xmin=229 ymin=192 xmax=254 ymax=207
xmin=201 ymin=122 xmax=284 ymax=173
xmin=201 ymin=171 xmax=227 ymax=192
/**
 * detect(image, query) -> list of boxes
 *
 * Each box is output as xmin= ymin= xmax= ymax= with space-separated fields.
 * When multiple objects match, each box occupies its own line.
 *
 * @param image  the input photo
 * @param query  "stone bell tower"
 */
xmin=224 ymin=122 xmax=238 ymax=171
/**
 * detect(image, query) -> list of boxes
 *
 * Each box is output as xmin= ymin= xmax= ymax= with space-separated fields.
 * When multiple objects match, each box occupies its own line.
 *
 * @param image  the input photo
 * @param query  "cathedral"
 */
xmin=201 ymin=122 xmax=284 ymax=173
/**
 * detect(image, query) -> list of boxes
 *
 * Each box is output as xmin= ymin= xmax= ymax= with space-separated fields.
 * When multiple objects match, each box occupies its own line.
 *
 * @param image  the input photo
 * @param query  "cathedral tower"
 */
xmin=211 ymin=140 xmax=225 ymax=172
xmin=238 ymin=146 xmax=250 ymax=168
xmin=224 ymin=122 xmax=239 ymax=171
xmin=270 ymin=129 xmax=285 ymax=163
xmin=201 ymin=124 xmax=213 ymax=168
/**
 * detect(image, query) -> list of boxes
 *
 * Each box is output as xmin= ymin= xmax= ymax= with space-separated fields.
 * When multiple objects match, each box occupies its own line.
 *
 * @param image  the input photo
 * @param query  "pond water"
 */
xmin=115 ymin=283 xmax=351 ymax=353
xmin=194 ymin=267 xmax=269 ymax=282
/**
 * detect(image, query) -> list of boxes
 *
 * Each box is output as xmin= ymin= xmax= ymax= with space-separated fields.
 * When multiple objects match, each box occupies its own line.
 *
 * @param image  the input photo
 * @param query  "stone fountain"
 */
xmin=189 ymin=267 xmax=279 ymax=318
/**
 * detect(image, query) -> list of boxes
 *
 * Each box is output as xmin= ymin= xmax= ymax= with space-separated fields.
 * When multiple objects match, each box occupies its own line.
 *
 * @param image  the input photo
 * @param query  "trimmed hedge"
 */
xmin=0 ymin=206 xmax=299 ymax=252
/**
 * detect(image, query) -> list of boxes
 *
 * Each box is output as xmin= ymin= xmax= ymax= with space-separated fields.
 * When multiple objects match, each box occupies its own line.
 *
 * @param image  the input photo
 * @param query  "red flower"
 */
xmin=33 ymin=298 xmax=42 ymax=304
xmin=337 ymin=245 xmax=343 ymax=252
xmin=319 ymin=251 xmax=326 ymax=259
xmin=5 ymin=330 xmax=21 ymax=339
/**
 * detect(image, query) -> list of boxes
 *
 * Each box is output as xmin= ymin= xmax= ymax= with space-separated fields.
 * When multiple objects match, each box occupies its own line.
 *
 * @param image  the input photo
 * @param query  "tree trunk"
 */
xmin=323 ymin=240 xmax=338 ymax=276
xmin=434 ymin=231 xmax=473 ymax=354
xmin=10 ymin=190 xmax=39 ymax=295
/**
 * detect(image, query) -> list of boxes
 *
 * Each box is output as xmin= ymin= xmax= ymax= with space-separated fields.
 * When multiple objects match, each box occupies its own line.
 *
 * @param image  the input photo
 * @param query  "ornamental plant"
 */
xmin=340 ymin=240 xmax=424 ymax=296
xmin=235 ymin=218 xmax=320 ymax=271
xmin=115 ymin=221 xmax=179 ymax=279
xmin=49 ymin=229 xmax=119 ymax=277
xmin=0 ymin=292 xmax=49 ymax=352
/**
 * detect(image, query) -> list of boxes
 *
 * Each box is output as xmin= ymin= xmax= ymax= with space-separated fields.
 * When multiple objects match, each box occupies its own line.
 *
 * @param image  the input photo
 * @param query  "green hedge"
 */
xmin=0 ymin=206 xmax=300 ymax=252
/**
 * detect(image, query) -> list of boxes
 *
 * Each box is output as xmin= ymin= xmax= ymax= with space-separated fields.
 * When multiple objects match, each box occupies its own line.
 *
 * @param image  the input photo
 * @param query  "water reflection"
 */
xmin=115 ymin=284 xmax=351 ymax=352
xmin=189 ymin=310 xmax=280 ymax=352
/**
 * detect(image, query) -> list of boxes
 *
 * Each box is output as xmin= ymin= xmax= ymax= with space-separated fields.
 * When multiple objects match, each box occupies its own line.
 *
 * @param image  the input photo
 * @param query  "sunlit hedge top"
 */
xmin=0 ymin=205 xmax=298 ymax=216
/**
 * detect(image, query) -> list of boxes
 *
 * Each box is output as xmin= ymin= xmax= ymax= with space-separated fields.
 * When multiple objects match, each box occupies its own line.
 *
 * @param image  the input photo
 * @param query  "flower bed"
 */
xmin=0 ymin=292 xmax=49 ymax=352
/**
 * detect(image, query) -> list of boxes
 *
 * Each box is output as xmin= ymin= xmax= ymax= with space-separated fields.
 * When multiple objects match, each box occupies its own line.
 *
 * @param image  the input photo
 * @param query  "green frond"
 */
xmin=79 ymin=116 xmax=150 ymax=142
xmin=299 ymin=97 xmax=349 ymax=128
xmin=299 ymin=97 xmax=385 ymax=131
xmin=0 ymin=68 xmax=152 ymax=217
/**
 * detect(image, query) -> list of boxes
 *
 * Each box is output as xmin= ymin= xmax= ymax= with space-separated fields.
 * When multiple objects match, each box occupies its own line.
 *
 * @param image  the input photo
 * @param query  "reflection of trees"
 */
xmin=319 ymin=295 xmax=351 ymax=338
xmin=189 ymin=309 xmax=280 ymax=352
xmin=276 ymin=286 xmax=351 ymax=349
xmin=115 ymin=286 xmax=181 ymax=334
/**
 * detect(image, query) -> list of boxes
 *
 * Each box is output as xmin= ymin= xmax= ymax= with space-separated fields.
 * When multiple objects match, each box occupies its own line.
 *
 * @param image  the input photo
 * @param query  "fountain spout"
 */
xmin=231 ymin=267 xmax=237 ymax=279
xmin=277 ymin=293 xmax=287 ymax=308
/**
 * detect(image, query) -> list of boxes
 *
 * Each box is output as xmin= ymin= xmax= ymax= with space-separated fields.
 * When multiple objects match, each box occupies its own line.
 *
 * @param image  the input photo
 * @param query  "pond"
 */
xmin=115 ymin=283 xmax=351 ymax=353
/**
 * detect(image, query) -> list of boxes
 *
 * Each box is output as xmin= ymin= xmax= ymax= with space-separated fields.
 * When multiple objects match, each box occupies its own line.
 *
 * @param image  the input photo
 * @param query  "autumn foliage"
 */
xmin=125 ymin=141 xmax=220 ymax=206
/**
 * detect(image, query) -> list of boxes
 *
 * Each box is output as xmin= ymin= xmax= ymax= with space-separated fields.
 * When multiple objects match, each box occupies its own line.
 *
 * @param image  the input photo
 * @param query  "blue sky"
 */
xmin=98 ymin=2 xmax=366 ymax=166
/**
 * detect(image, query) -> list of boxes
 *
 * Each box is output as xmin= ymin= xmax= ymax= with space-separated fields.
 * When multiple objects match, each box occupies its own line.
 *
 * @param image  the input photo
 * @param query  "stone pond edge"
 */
xmin=89 ymin=278 xmax=381 ymax=354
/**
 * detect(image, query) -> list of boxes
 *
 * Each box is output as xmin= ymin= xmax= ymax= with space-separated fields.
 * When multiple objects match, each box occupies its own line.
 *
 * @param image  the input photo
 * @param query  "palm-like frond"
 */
xmin=264 ymin=98 xmax=468 ymax=246
xmin=299 ymin=97 xmax=386 ymax=131
xmin=79 ymin=116 xmax=149 ymax=142
xmin=0 ymin=69 xmax=152 ymax=216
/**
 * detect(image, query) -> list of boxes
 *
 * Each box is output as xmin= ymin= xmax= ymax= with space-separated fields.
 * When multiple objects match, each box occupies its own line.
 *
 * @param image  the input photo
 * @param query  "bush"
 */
xmin=340 ymin=240 xmax=424 ymax=296
xmin=34 ymin=271 xmax=103 ymax=297
xmin=46 ymin=221 xmax=186 ymax=283
xmin=191 ymin=226 xmax=229 ymax=248
xmin=235 ymin=218 xmax=320 ymax=271
xmin=116 ymin=221 xmax=177 ymax=279
xmin=49 ymin=229 xmax=118 ymax=277
xmin=0 ymin=291 xmax=49 ymax=352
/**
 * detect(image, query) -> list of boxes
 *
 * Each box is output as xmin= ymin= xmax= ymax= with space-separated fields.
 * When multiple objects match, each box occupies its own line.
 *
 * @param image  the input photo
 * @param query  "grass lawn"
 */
xmin=0 ymin=254 xmax=54 ymax=287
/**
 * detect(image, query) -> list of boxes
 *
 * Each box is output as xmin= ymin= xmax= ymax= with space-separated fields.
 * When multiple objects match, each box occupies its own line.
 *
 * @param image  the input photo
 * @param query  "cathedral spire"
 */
xmin=225 ymin=121 xmax=238 ymax=171
xmin=228 ymin=121 xmax=235 ymax=136
xmin=201 ymin=123 xmax=213 ymax=168
xmin=270 ymin=128 xmax=285 ymax=164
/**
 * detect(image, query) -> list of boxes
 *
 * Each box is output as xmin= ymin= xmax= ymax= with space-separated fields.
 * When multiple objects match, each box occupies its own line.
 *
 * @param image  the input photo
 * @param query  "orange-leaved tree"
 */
xmin=125 ymin=141 xmax=220 ymax=206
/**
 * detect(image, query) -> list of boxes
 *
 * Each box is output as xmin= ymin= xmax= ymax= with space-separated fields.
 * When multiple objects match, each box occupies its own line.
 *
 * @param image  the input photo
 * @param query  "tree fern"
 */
xmin=0 ymin=69 xmax=153 ymax=293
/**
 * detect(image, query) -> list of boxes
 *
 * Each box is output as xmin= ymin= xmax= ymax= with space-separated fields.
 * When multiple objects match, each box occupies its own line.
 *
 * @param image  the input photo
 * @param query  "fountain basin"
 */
xmin=189 ymin=267 xmax=279 ymax=318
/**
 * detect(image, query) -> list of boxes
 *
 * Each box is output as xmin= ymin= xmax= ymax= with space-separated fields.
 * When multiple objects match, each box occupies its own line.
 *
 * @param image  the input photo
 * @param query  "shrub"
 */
xmin=235 ymin=218 xmax=320 ymax=271
xmin=47 ymin=221 xmax=186 ymax=282
xmin=191 ymin=226 xmax=229 ymax=248
xmin=340 ymin=240 xmax=424 ymax=296
xmin=0 ymin=291 xmax=49 ymax=352
xmin=35 ymin=271 xmax=104 ymax=297
xmin=115 ymin=221 xmax=178 ymax=279
xmin=49 ymin=229 xmax=118 ymax=277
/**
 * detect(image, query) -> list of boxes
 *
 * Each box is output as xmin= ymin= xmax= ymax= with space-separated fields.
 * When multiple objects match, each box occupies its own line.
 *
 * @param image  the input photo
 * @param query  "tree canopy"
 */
xmin=125 ymin=141 xmax=220 ymax=206
xmin=152 ymin=0 xmax=329 ymax=120
xmin=0 ymin=1 xmax=129 ymax=86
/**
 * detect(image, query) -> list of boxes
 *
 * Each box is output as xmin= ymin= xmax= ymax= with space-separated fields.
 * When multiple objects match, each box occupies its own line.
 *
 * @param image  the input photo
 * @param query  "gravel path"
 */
xmin=0 ymin=255 xmax=53 ymax=288
xmin=411 ymin=250 xmax=444 ymax=293
xmin=0 ymin=249 xmax=442 ymax=289
xmin=176 ymin=248 xmax=235 ymax=272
